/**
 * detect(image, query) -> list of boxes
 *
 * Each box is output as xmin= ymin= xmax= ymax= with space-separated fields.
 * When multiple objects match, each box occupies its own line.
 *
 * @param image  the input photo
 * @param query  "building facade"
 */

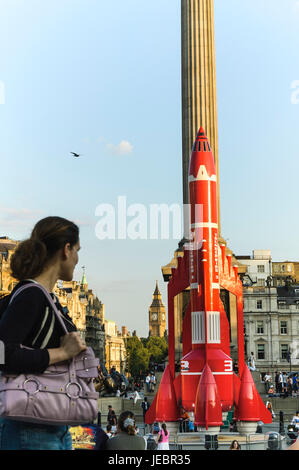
xmin=104 ymin=320 xmax=127 ymax=373
xmin=238 ymin=250 xmax=299 ymax=373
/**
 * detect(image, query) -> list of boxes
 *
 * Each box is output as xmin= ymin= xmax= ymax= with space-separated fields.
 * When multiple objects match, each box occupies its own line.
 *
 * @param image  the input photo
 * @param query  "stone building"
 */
xmin=237 ymin=250 xmax=299 ymax=373
xmin=148 ymin=281 xmax=166 ymax=337
xmin=0 ymin=237 xmax=18 ymax=294
xmin=104 ymin=320 xmax=127 ymax=373
xmin=272 ymin=261 xmax=298 ymax=286
xmin=54 ymin=273 xmax=106 ymax=364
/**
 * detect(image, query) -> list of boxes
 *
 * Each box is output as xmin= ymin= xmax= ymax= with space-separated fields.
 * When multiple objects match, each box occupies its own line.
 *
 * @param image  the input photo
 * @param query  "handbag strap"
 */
xmin=9 ymin=283 xmax=68 ymax=335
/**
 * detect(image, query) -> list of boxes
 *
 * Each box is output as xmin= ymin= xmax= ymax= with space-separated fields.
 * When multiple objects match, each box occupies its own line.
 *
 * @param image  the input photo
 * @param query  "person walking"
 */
xmin=0 ymin=217 xmax=86 ymax=450
xmin=107 ymin=406 xmax=116 ymax=426
xmin=263 ymin=372 xmax=272 ymax=393
xmin=278 ymin=371 xmax=284 ymax=394
xmin=110 ymin=411 xmax=117 ymax=433
xmin=266 ymin=401 xmax=276 ymax=418
xmin=150 ymin=373 xmax=156 ymax=392
xmin=248 ymin=352 xmax=256 ymax=371
xmin=275 ymin=371 xmax=279 ymax=393
xmin=104 ymin=411 xmax=146 ymax=450
xmin=287 ymin=376 xmax=293 ymax=396
xmin=293 ymin=374 xmax=298 ymax=396
xmin=132 ymin=389 xmax=141 ymax=406
xmin=282 ymin=372 xmax=288 ymax=396
xmin=141 ymin=397 xmax=150 ymax=422
xmin=145 ymin=374 xmax=151 ymax=393
xmin=157 ymin=423 xmax=169 ymax=450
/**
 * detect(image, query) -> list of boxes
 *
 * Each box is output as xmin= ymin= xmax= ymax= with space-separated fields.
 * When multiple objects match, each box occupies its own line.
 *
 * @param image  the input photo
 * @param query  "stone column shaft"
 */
xmin=181 ymin=0 xmax=221 ymax=231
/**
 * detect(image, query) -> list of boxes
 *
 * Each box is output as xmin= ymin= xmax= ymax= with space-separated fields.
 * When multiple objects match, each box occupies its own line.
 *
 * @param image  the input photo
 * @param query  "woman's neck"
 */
xmin=33 ymin=267 xmax=59 ymax=293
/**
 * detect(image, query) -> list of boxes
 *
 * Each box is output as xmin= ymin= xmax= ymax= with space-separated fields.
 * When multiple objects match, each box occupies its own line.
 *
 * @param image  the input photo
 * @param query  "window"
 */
xmin=198 ymin=141 xmax=201 ymax=152
xmin=278 ymin=302 xmax=287 ymax=310
xmin=257 ymin=278 xmax=265 ymax=287
xmin=207 ymin=142 xmax=211 ymax=151
xmin=257 ymin=344 xmax=265 ymax=360
xmin=258 ymin=265 xmax=265 ymax=273
xmin=193 ymin=142 xmax=197 ymax=151
xmin=280 ymin=321 xmax=288 ymax=335
xmin=257 ymin=300 xmax=263 ymax=309
xmin=281 ymin=344 xmax=289 ymax=360
xmin=281 ymin=265 xmax=286 ymax=272
xmin=203 ymin=142 xmax=206 ymax=152
xmin=257 ymin=321 xmax=264 ymax=334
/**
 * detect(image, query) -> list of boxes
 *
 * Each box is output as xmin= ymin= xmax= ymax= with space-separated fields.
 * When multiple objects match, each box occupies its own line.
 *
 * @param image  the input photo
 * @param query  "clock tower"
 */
xmin=149 ymin=281 xmax=166 ymax=337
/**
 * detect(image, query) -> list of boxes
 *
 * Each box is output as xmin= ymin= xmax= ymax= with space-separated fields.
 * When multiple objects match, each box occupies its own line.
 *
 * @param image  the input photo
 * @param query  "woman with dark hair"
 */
xmin=0 ymin=216 xmax=87 ymax=450
xmin=229 ymin=440 xmax=241 ymax=450
xmin=104 ymin=411 xmax=146 ymax=450
xmin=157 ymin=423 xmax=169 ymax=450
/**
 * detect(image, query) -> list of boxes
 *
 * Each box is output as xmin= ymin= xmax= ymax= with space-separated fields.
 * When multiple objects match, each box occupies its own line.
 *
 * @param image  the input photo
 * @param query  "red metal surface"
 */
xmin=194 ymin=364 xmax=223 ymax=429
xmin=147 ymin=127 xmax=271 ymax=429
xmin=238 ymin=365 xmax=272 ymax=423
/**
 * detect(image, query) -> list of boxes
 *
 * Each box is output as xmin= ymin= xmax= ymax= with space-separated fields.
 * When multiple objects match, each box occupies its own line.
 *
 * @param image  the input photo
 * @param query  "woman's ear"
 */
xmin=62 ymin=243 xmax=71 ymax=260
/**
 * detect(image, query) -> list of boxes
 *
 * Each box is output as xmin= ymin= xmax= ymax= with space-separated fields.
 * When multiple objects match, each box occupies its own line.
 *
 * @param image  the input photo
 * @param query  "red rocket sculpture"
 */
xmin=146 ymin=127 xmax=272 ymax=430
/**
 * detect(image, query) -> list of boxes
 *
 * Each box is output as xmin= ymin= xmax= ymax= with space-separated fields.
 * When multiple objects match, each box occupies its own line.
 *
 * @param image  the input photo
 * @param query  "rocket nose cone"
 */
xmin=197 ymin=127 xmax=206 ymax=138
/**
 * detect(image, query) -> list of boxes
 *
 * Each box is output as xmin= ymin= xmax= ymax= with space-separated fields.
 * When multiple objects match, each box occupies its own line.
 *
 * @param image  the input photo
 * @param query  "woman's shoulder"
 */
xmin=5 ymin=281 xmax=47 ymax=312
xmin=12 ymin=281 xmax=47 ymax=301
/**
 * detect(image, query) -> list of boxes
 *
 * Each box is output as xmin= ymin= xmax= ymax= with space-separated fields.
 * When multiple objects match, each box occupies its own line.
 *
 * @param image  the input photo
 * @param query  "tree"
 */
xmin=144 ymin=336 xmax=168 ymax=364
xmin=125 ymin=336 xmax=150 ymax=377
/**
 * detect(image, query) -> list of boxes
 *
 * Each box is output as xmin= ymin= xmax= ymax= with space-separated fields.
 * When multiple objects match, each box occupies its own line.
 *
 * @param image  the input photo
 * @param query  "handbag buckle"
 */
xmin=23 ymin=378 xmax=41 ymax=395
xmin=66 ymin=382 xmax=82 ymax=400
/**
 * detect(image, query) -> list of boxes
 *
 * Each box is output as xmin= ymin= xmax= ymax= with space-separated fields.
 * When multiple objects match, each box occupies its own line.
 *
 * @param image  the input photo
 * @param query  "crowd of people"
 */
xmin=94 ymin=407 xmax=170 ymax=450
xmin=263 ymin=371 xmax=299 ymax=397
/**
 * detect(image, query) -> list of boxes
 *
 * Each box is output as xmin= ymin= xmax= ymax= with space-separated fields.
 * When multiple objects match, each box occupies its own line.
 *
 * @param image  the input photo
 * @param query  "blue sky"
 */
xmin=0 ymin=0 xmax=298 ymax=336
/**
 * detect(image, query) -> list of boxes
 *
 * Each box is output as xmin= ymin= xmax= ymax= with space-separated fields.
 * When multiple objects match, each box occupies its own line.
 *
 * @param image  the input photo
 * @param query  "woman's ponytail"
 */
xmin=10 ymin=238 xmax=47 ymax=280
xmin=10 ymin=216 xmax=79 ymax=281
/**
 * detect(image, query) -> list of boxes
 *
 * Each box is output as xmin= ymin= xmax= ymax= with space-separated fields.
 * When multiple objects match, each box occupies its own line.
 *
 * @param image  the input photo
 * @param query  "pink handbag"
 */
xmin=0 ymin=283 xmax=99 ymax=425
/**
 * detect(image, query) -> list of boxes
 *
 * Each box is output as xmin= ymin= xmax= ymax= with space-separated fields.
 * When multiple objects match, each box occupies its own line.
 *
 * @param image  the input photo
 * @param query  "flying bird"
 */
xmin=70 ymin=152 xmax=82 ymax=158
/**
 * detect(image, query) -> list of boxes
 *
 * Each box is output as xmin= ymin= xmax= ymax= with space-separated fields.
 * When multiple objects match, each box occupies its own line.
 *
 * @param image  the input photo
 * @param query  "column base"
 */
xmin=237 ymin=421 xmax=258 ymax=435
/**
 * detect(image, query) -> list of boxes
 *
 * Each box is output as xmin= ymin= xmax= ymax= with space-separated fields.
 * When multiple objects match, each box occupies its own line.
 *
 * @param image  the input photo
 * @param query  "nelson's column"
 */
xmin=162 ymin=0 xmax=245 ymax=366
xmin=181 ymin=0 xmax=221 ymax=232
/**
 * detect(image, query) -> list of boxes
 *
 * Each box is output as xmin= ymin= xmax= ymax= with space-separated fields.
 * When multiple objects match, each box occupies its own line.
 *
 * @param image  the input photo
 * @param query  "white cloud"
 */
xmin=106 ymin=140 xmax=133 ymax=156
xmin=0 ymin=206 xmax=44 ymax=236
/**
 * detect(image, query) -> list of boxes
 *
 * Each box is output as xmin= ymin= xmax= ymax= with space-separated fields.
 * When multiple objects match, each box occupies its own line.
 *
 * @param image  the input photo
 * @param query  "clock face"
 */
xmin=152 ymin=313 xmax=158 ymax=321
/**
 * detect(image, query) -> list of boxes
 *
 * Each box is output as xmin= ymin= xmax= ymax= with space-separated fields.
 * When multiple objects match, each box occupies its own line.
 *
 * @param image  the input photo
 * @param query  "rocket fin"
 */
xmin=145 ymin=393 xmax=158 ymax=425
xmin=237 ymin=365 xmax=272 ymax=423
xmin=194 ymin=364 xmax=223 ymax=430
xmin=155 ymin=365 xmax=180 ymax=422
